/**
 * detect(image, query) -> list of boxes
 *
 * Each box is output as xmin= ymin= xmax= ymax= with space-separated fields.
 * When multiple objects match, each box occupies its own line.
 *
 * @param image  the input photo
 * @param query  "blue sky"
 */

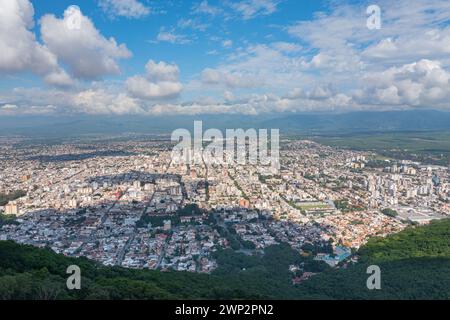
xmin=32 ymin=0 xmax=325 ymax=82
xmin=1 ymin=0 xmax=450 ymax=116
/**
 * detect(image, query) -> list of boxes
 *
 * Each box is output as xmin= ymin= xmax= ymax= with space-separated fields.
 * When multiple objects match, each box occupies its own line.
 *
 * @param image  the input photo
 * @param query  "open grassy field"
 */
xmin=301 ymin=131 xmax=450 ymax=166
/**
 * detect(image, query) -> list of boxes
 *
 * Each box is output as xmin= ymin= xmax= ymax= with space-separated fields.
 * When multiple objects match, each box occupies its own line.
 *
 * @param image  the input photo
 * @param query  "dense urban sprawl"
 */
xmin=1 ymin=138 xmax=448 ymax=275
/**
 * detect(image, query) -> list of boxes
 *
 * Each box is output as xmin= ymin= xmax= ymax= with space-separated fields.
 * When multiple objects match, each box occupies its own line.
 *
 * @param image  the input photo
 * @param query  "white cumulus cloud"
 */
xmin=74 ymin=88 xmax=144 ymax=114
xmin=0 ymin=0 xmax=72 ymax=86
xmin=40 ymin=6 xmax=132 ymax=80
xmin=361 ymin=59 xmax=450 ymax=108
xmin=126 ymin=60 xmax=183 ymax=100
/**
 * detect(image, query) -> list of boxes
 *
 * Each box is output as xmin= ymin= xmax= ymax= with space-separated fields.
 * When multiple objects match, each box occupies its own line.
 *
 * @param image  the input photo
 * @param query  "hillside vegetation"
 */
xmin=0 ymin=218 xmax=449 ymax=300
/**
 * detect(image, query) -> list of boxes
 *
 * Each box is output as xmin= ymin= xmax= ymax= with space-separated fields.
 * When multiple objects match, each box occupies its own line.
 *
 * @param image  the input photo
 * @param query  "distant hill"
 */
xmin=0 ymin=110 xmax=449 ymax=137
xmin=262 ymin=110 xmax=450 ymax=134
xmin=0 ymin=218 xmax=449 ymax=300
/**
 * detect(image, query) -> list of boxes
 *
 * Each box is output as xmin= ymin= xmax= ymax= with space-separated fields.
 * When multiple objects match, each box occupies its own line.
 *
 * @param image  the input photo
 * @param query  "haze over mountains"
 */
xmin=0 ymin=110 xmax=449 ymax=138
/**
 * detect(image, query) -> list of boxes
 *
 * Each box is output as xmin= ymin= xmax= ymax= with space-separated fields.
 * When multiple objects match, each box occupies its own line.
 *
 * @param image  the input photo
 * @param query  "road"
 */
xmin=78 ymin=187 xmax=128 ymax=252
xmin=116 ymin=159 xmax=173 ymax=266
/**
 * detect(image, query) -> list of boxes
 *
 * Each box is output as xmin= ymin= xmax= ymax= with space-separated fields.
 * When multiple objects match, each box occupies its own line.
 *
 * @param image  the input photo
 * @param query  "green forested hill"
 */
xmin=0 ymin=218 xmax=449 ymax=300
xmin=358 ymin=218 xmax=450 ymax=263
xmin=295 ymin=218 xmax=450 ymax=299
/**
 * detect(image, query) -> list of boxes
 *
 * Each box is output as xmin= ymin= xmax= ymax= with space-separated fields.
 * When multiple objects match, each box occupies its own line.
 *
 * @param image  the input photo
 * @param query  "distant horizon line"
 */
xmin=1 ymin=108 xmax=450 ymax=119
